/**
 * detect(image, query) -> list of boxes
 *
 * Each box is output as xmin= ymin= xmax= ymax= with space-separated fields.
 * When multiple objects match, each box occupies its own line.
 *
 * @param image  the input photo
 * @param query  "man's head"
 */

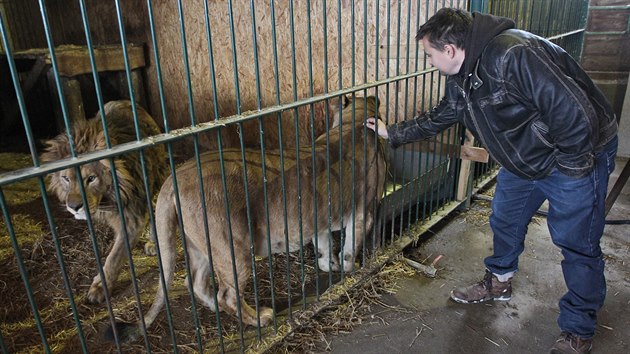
xmin=416 ymin=8 xmax=471 ymax=75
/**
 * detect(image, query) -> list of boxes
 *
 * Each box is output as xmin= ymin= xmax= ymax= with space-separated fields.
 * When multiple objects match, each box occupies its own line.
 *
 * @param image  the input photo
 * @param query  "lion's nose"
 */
xmin=67 ymin=201 xmax=83 ymax=212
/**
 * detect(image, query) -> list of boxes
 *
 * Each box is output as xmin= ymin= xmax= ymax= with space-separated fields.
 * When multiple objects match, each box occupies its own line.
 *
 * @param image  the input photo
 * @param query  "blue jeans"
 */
xmin=485 ymin=137 xmax=618 ymax=339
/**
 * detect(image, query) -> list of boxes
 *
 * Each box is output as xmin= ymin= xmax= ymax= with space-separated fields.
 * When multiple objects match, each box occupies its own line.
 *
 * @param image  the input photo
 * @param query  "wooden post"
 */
xmin=118 ymin=69 xmax=147 ymax=108
xmin=64 ymin=78 xmax=86 ymax=124
xmin=456 ymin=130 xmax=476 ymax=202
xmin=46 ymin=71 xmax=85 ymax=130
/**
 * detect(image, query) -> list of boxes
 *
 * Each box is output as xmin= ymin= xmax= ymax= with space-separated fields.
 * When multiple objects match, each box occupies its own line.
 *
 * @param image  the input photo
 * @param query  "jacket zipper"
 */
xmin=458 ymin=82 xmax=496 ymax=164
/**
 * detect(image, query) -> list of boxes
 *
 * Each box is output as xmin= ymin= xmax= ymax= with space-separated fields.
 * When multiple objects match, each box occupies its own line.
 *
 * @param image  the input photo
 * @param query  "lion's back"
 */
xmin=101 ymin=101 xmax=168 ymax=198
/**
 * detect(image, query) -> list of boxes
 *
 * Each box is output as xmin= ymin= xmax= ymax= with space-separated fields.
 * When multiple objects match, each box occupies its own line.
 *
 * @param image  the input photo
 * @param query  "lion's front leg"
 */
xmin=143 ymin=220 xmax=157 ymax=256
xmin=87 ymin=218 xmax=143 ymax=303
xmin=316 ymin=231 xmax=340 ymax=272
xmin=340 ymin=213 xmax=370 ymax=273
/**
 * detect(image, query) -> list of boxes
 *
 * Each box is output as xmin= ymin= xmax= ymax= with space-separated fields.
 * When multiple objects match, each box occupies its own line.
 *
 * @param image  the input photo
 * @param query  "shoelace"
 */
xmin=557 ymin=332 xmax=589 ymax=350
xmin=481 ymin=270 xmax=493 ymax=290
xmin=557 ymin=332 xmax=571 ymax=343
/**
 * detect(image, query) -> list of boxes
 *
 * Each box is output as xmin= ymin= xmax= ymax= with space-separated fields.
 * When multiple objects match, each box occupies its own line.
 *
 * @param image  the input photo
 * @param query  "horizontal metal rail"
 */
xmin=0 ymin=68 xmax=437 ymax=187
xmin=546 ymin=28 xmax=585 ymax=41
xmin=589 ymin=5 xmax=630 ymax=10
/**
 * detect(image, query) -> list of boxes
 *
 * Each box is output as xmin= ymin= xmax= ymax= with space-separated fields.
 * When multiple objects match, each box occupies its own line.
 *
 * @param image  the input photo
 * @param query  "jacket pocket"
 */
xmin=556 ymin=152 xmax=594 ymax=178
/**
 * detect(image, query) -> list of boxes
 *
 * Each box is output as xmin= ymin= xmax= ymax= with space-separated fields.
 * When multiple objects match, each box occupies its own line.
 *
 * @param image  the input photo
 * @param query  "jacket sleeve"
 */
xmin=387 ymin=96 xmax=459 ymax=149
xmin=505 ymin=43 xmax=597 ymax=177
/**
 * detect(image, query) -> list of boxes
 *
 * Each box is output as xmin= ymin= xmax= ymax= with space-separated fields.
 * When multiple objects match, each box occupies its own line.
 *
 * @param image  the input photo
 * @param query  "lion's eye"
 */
xmin=87 ymin=175 xmax=97 ymax=184
xmin=61 ymin=175 xmax=70 ymax=183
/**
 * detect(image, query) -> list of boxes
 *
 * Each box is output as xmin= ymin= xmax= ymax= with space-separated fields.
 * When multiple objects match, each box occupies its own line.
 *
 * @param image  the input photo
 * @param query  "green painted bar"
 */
xmin=269 ymin=0 xmax=293 ymax=325
xmin=146 ymin=0 xmax=189 ymax=349
xmin=248 ymin=0 xmax=278 ymax=332
xmin=113 ymin=2 xmax=160 ymax=351
xmin=288 ymin=0 xmax=308 ymax=312
xmin=305 ymin=0 xmax=321 ymax=298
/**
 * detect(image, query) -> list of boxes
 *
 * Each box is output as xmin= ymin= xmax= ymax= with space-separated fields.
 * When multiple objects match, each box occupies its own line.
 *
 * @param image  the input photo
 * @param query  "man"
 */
xmin=366 ymin=8 xmax=618 ymax=354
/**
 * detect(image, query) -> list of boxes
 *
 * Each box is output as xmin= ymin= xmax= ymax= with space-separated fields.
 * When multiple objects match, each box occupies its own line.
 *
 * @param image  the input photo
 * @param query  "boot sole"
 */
xmin=449 ymin=291 xmax=511 ymax=304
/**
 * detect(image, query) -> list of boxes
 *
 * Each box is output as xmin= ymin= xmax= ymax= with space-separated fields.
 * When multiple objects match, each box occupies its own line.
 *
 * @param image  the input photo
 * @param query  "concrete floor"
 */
xmin=321 ymin=157 xmax=630 ymax=354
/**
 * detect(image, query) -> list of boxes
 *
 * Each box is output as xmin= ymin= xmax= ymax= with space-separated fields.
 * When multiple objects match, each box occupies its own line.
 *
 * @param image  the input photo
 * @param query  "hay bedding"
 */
xmin=0 ymin=198 xmax=316 ymax=351
xmin=2 ymin=152 xmax=405 ymax=353
xmin=270 ymin=257 xmax=417 ymax=354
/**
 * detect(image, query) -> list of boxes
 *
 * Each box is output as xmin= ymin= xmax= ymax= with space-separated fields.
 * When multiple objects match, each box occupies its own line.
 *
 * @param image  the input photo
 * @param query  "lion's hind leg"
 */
xmin=188 ymin=246 xmax=217 ymax=313
xmin=217 ymin=274 xmax=273 ymax=327
xmin=214 ymin=226 xmax=273 ymax=327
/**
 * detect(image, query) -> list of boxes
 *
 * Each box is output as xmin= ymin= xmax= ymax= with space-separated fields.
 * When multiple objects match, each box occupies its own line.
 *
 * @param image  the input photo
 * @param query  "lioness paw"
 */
xmin=259 ymin=307 xmax=274 ymax=326
xmin=144 ymin=240 xmax=157 ymax=256
xmin=87 ymin=281 xmax=108 ymax=304
xmin=340 ymin=252 xmax=355 ymax=272
xmin=318 ymin=257 xmax=340 ymax=272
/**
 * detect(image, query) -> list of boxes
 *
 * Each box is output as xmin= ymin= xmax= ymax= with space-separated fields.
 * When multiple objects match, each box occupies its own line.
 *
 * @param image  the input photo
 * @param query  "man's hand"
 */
xmin=365 ymin=117 xmax=389 ymax=139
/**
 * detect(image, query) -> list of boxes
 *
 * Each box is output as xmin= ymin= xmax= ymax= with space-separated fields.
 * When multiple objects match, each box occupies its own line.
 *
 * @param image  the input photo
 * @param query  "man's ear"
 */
xmin=446 ymin=44 xmax=457 ymax=59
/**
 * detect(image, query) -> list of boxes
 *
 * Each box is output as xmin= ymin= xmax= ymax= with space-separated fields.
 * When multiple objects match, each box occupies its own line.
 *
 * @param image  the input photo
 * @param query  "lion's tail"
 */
xmin=105 ymin=185 xmax=178 ymax=344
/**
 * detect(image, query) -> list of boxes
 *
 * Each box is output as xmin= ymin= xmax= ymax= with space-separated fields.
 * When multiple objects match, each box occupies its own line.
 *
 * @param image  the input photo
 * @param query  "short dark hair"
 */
xmin=416 ymin=8 xmax=472 ymax=50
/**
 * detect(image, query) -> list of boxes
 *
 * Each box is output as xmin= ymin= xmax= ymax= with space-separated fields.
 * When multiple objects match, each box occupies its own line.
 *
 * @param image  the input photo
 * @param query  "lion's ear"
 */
xmin=342 ymin=95 xmax=350 ymax=108
xmin=370 ymin=95 xmax=380 ymax=108
xmin=94 ymin=128 xmax=108 ymax=151
xmin=40 ymin=134 xmax=69 ymax=163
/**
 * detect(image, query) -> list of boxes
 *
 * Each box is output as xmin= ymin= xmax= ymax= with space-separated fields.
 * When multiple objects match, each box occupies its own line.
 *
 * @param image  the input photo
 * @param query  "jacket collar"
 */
xmin=469 ymin=59 xmax=483 ymax=90
xmin=459 ymin=12 xmax=515 ymax=77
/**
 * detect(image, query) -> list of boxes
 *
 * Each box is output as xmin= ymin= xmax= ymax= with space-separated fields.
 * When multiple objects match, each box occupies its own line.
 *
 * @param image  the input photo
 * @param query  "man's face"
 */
xmin=421 ymin=37 xmax=464 ymax=76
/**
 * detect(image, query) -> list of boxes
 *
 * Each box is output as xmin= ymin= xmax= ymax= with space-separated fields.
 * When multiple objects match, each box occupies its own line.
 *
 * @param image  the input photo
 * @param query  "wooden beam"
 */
xmin=459 ymin=145 xmax=489 ymax=163
xmin=14 ymin=44 xmax=145 ymax=77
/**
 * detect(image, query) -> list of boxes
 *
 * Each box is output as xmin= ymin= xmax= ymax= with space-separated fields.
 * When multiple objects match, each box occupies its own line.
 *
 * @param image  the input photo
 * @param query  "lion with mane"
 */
xmin=41 ymin=100 xmax=167 ymax=304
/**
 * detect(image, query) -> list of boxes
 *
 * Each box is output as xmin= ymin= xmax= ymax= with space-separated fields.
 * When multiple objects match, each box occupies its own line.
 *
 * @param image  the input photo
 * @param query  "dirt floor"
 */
xmin=0 ymin=151 xmax=328 ymax=353
xmin=1 ymin=148 xmax=399 ymax=354
xmin=314 ymin=157 xmax=630 ymax=354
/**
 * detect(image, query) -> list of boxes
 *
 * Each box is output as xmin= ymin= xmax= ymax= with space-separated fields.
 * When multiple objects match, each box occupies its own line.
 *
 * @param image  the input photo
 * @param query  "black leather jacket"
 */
xmin=388 ymin=22 xmax=618 ymax=180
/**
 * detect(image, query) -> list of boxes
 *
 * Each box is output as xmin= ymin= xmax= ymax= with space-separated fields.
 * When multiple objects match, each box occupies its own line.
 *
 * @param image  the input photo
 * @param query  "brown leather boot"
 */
xmin=450 ymin=270 xmax=512 ymax=304
xmin=549 ymin=332 xmax=592 ymax=354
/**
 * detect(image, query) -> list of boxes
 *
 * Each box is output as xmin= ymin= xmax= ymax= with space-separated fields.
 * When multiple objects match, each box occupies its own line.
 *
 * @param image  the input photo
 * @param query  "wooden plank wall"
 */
xmin=44 ymin=0 xmax=148 ymax=48
xmin=582 ymin=0 xmax=630 ymax=120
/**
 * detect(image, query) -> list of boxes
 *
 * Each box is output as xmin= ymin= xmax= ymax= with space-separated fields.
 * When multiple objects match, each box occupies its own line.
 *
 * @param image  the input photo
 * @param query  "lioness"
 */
xmin=111 ymin=95 xmax=386 ymax=342
xmin=41 ymin=100 xmax=167 ymax=304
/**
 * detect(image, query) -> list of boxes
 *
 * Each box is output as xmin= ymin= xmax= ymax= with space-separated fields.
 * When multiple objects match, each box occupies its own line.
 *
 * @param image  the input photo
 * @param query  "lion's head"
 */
xmin=41 ymin=119 xmax=133 ymax=220
xmin=332 ymin=95 xmax=380 ymax=128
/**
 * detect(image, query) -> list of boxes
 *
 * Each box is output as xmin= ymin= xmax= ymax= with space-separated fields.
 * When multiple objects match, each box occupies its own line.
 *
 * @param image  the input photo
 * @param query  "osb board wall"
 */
xmin=145 ymin=0 xmax=452 ymax=151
